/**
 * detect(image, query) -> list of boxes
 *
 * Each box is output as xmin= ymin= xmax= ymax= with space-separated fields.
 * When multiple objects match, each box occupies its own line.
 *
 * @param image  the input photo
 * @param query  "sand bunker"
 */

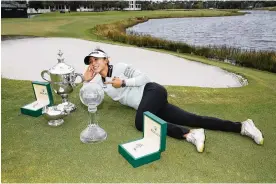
xmin=1 ymin=37 xmax=246 ymax=88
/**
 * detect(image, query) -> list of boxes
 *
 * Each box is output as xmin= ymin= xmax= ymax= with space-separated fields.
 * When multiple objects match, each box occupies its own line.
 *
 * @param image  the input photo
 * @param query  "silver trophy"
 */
xmin=41 ymin=50 xmax=84 ymax=113
xmin=79 ymin=82 xmax=107 ymax=143
xmin=42 ymin=104 xmax=68 ymax=126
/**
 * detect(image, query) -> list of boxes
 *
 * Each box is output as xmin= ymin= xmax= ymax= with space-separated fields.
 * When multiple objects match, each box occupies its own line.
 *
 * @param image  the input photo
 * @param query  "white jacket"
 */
xmin=84 ymin=63 xmax=151 ymax=110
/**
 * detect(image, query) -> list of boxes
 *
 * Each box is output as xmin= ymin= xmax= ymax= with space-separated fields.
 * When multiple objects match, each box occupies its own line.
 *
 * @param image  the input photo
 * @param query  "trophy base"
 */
xmin=80 ymin=124 xmax=107 ymax=144
xmin=80 ymin=136 xmax=107 ymax=144
xmin=62 ymin=102 xmax=76 ymax=113
xmin=48 ymin=119 xmax=64 ymax=126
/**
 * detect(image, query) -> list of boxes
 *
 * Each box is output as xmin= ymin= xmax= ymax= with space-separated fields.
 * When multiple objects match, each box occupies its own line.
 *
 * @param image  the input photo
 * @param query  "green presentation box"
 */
xmin=119 ymin=111 xmax=167 ymax=168
xmin=20 ymin=81 xmax=54 ymax=117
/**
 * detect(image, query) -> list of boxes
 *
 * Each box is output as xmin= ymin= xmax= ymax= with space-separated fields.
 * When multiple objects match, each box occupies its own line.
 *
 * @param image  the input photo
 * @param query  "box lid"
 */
xmin=143 ymin=111 xmax=167 ymax=152
xmin=32 ymin=81 xmax=54 ymax=106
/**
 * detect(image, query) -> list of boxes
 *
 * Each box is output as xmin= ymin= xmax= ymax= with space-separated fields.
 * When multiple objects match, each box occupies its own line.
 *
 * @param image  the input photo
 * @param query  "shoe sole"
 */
xmin=259 ymin=138 xmax=264 ymax=145
xmin=259 ymin=129 xmax=264 ymax=145
xmin=256 ymin=128 xmax=264 ymax=145
xmin=198 ymin=144 xmax=204 ymax=153
xmin=198 ymin=130 xmax=205 ymax=153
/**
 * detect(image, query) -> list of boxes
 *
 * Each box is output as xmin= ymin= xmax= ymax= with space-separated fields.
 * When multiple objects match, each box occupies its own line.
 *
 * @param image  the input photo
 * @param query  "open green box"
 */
xmin=20 ymin=81 xmax=54 ymax=117
xmin=118 ymin=111 xmax=167 ymax=168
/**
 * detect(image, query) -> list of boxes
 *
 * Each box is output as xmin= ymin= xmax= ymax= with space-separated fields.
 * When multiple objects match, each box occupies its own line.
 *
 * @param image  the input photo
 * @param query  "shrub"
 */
xmin=94 ymin=17 xmax=276 ymax=73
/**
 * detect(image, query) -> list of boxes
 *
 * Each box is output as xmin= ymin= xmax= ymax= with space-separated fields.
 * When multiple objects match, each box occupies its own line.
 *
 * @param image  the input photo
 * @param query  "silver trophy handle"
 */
xmin=41 ymin=70 xmax=51 ymax=82
xmin=72 ymin=73 xmax=84 ymax=87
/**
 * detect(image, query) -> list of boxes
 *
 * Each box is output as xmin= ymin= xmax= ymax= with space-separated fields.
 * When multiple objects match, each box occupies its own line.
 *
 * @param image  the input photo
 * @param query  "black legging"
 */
xmin=135 ymin=82 xmax=242 ymax=139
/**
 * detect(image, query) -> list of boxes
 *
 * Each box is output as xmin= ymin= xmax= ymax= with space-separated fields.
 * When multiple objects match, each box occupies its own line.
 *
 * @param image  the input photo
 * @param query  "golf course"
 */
xmin=1 ymin=10 xmax=276 ymax=182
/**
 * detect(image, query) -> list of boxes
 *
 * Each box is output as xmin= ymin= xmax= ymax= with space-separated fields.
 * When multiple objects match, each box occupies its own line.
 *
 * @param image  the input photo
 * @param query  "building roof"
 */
xmin=1 ymin=1 xmax=27 ymax=8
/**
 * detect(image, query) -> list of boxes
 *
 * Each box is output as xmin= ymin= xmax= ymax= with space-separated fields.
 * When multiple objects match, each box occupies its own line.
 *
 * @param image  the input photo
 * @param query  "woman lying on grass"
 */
xmin=82 ymin=48 xmax=264 ymax=153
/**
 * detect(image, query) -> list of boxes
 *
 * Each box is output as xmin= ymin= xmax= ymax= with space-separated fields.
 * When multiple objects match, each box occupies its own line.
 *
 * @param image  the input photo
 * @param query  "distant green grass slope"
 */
xmin=1 ymin=10 xmax=244 ymax=40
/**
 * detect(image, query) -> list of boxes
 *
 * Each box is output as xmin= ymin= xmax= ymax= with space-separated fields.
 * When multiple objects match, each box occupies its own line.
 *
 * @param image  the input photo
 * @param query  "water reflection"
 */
xmin=127 ymin=10 xmax=276 ymax=51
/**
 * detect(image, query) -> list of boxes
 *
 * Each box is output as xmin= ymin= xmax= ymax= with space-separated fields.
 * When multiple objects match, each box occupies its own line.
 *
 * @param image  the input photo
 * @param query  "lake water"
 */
xmin=127 ymin=10 xmax=276 ymax=51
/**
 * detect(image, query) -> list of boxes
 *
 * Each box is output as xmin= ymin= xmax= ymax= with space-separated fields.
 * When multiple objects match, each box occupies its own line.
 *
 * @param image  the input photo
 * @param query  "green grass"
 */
xmin=2 ymin=10 xmax=276 ymax=183
xmin=254 ymin=6 xmax=276 ymax=11
xmin=1 ymin=9 xmax=244 ymax=39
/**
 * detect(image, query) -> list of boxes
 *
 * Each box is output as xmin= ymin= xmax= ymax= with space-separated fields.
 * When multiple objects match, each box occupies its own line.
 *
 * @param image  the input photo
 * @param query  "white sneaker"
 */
xmin=241 ymin=119 xmax=264 ymax=145
xmin=186 ymin=128 xmax=205 ymax=153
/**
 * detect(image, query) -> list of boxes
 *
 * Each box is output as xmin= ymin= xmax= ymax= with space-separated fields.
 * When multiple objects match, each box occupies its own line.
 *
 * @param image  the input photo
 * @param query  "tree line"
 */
xmin=27 ymin=1 xmax=129 ymax=11
xmin=11 ymin=1 xmax=276 ymax=11
xmin=139 ymin=1 xmax=276 ymax=10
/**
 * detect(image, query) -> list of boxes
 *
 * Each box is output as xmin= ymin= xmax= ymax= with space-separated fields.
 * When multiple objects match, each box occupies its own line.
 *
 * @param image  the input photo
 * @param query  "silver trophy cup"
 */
xmin=42 ymin=104 xmax=68 ymax=126
xmin=41 ymin=50 xmax=84 ymax=113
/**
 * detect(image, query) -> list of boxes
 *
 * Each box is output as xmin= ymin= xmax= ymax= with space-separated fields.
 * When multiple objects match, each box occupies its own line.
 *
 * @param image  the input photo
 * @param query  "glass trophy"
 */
xmin=79 ymin=82 xmax=107 ymax=143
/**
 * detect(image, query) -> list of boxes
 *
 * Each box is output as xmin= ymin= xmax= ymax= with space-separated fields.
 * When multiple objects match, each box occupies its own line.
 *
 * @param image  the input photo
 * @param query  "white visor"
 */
xmin=84 ymin=50 xmax=108 ymax=65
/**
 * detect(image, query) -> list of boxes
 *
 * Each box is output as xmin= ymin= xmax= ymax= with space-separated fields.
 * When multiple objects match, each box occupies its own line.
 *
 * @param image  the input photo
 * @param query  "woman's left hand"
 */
xmin=104 ymin=77 xmax=123 ymax=88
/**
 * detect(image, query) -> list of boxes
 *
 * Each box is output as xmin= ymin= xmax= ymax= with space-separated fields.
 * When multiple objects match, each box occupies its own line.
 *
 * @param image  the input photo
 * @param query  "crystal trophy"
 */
xmin=79 ymin=82 xmax=107 ymax=143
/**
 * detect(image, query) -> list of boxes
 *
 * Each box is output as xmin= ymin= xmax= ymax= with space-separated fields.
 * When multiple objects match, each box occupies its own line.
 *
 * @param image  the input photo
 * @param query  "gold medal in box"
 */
xmin=21 ymin=81 xmax=54 ymax=117
xmin=119 ymin=111 xmax=167 ymax=168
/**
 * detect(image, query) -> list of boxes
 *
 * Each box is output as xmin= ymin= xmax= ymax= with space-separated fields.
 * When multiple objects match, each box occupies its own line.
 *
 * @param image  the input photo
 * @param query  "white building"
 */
xmin=77 ymin=5 xmax=94 ymax=12
xmin=124 ymin=1 xmax=141 ymax=11
xmin=27 ymin=8 xmax=51 ymax=14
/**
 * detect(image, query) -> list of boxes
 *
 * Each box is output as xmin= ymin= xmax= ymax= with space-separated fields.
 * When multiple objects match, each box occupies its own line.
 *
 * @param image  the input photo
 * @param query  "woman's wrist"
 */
xmin=121 ymin=80 xmax=126 ymax=88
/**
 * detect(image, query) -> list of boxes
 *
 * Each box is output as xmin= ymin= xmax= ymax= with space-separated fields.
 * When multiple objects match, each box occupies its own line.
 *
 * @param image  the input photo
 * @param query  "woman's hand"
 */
xmin=104 ymin=77 xmax=122 ymax=88
xmin=83 ymin=66 xmax=96 ymax=82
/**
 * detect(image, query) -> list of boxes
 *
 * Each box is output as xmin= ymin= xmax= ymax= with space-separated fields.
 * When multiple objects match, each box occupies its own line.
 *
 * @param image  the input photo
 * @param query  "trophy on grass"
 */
xmin=41 ymin=50 xmax=84 ymax=113
xmin=41 ymin=50 xmax=84 ymax=126
xmin=79 ymin=82 xmax=107 ymax=143
xmin=42 ymin=104 xmax=68 ymax=126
